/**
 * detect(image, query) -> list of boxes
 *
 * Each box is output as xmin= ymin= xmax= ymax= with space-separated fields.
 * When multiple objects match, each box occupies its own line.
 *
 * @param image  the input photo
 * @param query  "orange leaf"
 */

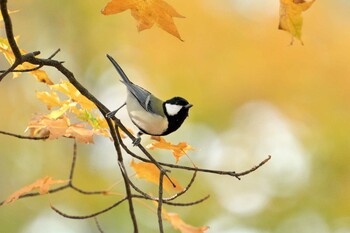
xmin=130 ymin=160 xmax=183 ymax=192
xmin=279 ymin=0 xmax=316 ymax=45
xmin=0 ymin=37 xmax=53 ymax=84
xmin=26 ymin=115 xmax=96 ymax=143
xmin=65 ymin=124 xmax=94 ymax=143
xmin=101 ymin=0 xmax=185 ymax=41
xmin=27 ymin=115 xmax=69 ymax=140
xmin=2 ymin=176 xmax=66 ymax=205
xmin=146 ymin=137 xmax=194 ymax=162
xmin=164 ymin=211 xmax=209 ymax=233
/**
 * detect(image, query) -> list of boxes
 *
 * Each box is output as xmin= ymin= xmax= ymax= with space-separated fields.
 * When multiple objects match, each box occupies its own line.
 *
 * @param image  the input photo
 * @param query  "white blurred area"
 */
xmin=187 ymin=101 xmax=313 ymax=232
xmin=203 ymin=101 xmax=310 ymax=213
xmin=21 ymin=210 xmax=90 ymax=233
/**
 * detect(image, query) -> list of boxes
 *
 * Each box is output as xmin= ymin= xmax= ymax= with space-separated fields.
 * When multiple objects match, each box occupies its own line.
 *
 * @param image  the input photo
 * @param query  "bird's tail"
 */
xmin=106 ymin=54 xmax=132 ymax=84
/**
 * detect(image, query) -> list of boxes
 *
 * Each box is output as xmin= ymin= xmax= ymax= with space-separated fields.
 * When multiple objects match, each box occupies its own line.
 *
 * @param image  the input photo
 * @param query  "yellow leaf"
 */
xmin=48 ymin=102 xmax=76 ymax=119
xmin=2 ymin=176 xmax=66 ymax=205
xmin=50 ymin=81 xmax=96 ymax=110
xmin=101 ymin=0 xmax=185 ymax=41
xmin=146 ymin=137 xmax=194 ymax=162
xmin=163 ymin=211 xmax=209 ymax=233
xmin=279 ymin=0 xmax=316 ymax=44
xmin=130 ymin=160 xmax=183 ymax=192
xmin=36 ymin=91 xmax=62 ymax=110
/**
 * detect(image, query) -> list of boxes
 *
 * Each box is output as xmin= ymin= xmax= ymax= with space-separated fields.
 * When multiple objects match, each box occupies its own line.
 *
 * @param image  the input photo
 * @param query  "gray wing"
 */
xmin=124 ymin=81 xmax=157 ymax=114
xmin=106 ymin=54 xmax=162 ymax=115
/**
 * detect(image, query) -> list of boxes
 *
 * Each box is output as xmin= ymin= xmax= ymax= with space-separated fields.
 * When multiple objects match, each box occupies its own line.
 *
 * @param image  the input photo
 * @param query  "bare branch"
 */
xmin=0 ymin=0 xmax=21 ymax=59
xmin=0 ymin=130 xmax=48 ymax=140
xmin=0 ymin=48 xmax=62 ymax=73
xmin=51 ymin=197 xmax=128 ymax=219
xmin=94 ymin=217 xmax=105 ymax=233
xmin=157 ymin=171 xmax=165 ymax=233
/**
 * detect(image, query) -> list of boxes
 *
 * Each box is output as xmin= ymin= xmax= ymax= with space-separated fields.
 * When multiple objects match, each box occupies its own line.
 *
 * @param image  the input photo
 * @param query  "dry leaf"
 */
xmin=34 ymin=80 xmax=110 ymax=140
xmin=27 ymin=115 xmax=70 ymax=140
xmin=147 ymin=136 xmax=194 ymax=162
xmin=279 ymin=0 xmax=316 ymax=44
xmin=164 ymin=211 xmax=209 ymax=233
xmin=2 ymin=176 xmax=66 ymax=205
xmin=101 ymin=0 xmax=185 ymax=41
xmin=26 ymin=115 xmax=96 ymax=143
xmin=65 ymin=124 xmax=94 ymax=143
xmin=130 ymin=160 xmax=183 ymax=192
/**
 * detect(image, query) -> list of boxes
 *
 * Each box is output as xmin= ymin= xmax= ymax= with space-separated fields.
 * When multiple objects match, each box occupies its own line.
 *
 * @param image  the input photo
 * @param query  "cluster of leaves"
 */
xmin=1 ymin=1 xmax=272 ymax=232
xmin=101 ymin=0 xmax=316 ymax=44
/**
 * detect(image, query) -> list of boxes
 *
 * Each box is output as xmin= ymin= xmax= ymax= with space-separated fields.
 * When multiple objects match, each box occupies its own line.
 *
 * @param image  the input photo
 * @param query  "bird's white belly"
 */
xmin=126 ymin=95 xmax=168 ymax=135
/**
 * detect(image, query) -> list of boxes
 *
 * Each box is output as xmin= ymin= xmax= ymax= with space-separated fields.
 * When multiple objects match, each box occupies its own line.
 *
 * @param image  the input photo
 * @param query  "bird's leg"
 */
xmin=132 ymin=131 xmax=143 ymax=146
xmin=106 ymin=103 xmax=126 ymax=118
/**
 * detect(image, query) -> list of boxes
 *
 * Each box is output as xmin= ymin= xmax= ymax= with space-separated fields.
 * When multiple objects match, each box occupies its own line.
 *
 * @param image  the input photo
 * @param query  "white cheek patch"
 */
xmin=165 ymin=103 xmax=183 ymax=116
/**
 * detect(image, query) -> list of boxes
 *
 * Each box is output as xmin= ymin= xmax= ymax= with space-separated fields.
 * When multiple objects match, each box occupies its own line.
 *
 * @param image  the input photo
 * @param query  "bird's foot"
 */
xmin=132 ymin=137 xmax=141 ymax=146
xmin=106 ymin=110 xmax=117 ymax=118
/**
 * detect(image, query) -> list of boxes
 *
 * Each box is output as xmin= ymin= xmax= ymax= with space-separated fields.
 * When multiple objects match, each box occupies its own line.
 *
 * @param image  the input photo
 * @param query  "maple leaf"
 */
xmin=146 ymin=136 xmax=194 ymax=162
xmin=279 ymin=0 xmax=316 ymax=45
xmin=2 ymin=176 xmax=66 ymax=205
xmin=26 ymin=115 xmax=96 ymax=143
xmin=33 ymin=80 xmax=111 ymax=141
xmin=47 ymin=102 xmax=77 ymax=119
xmin=163 ymin=210 xmax=209 ymax=233
xmin=50 ymin=81 xmax=96 ymax=111
xmin=101 ymin=0 xmax=185 ymax=41
xmin=130 ymin=160 xmax=183 ymax=192
xmin=36 ymin=91 xmax=62 ymax=110
xmin=65 ymin=124 xmax=95 ymax=143
xmin=27 ymin=115 xmax=70 ymax=140
xmin=0 ymin=37 xmax=53 ymax=84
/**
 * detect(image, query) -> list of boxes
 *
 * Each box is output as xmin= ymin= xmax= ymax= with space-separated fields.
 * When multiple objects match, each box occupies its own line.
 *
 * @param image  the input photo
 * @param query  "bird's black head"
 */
xmin=162 ymin=97 xmax=193 ymax=135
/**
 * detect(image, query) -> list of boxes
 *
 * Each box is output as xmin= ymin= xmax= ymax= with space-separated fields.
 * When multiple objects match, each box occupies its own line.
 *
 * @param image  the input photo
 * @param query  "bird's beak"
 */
xmin=185 ymin=103 xmax=193 ymax=109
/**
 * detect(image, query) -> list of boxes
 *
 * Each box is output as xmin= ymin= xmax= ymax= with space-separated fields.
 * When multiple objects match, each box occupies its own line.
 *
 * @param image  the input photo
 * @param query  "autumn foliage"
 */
xmin=0 ymin=0 xmax=275 ymax=232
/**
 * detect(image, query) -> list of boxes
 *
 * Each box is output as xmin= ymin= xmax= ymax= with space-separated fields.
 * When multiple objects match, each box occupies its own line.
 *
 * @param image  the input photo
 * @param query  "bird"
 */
xmin=106 ymin=54 xmax=193 ymax=146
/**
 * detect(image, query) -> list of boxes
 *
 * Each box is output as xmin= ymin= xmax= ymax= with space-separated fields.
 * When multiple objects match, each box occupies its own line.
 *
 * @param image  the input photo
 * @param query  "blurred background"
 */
xmin=1 ymin=0 xmax=350 ymax=232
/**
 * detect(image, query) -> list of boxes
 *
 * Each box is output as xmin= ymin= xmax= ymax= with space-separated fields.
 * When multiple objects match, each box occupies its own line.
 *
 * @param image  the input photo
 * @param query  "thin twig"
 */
xmin=69 ymin=140 xmax=77 ymax=182
xmin=94 ymin=217 xmax=105 ymax=233
xmin=0 ymin=185 xmax=69 ymax=206
xmin=0 ymin=130 xmax=48 ymax=140
xmin=51 ymin=197 xmax=128 ymax=219
xmin=157 ymin=171 xmax=165 ymax=233
xmin=114 ymin=139 xmax=271 ymax=179
xmin=0 ymin=48 xmax=61 ymax=73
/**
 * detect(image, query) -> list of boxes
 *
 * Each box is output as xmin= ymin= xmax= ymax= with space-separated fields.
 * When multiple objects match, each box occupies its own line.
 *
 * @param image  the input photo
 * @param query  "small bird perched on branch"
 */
xmin=106 ymin=54 xmax=193 ymax=146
